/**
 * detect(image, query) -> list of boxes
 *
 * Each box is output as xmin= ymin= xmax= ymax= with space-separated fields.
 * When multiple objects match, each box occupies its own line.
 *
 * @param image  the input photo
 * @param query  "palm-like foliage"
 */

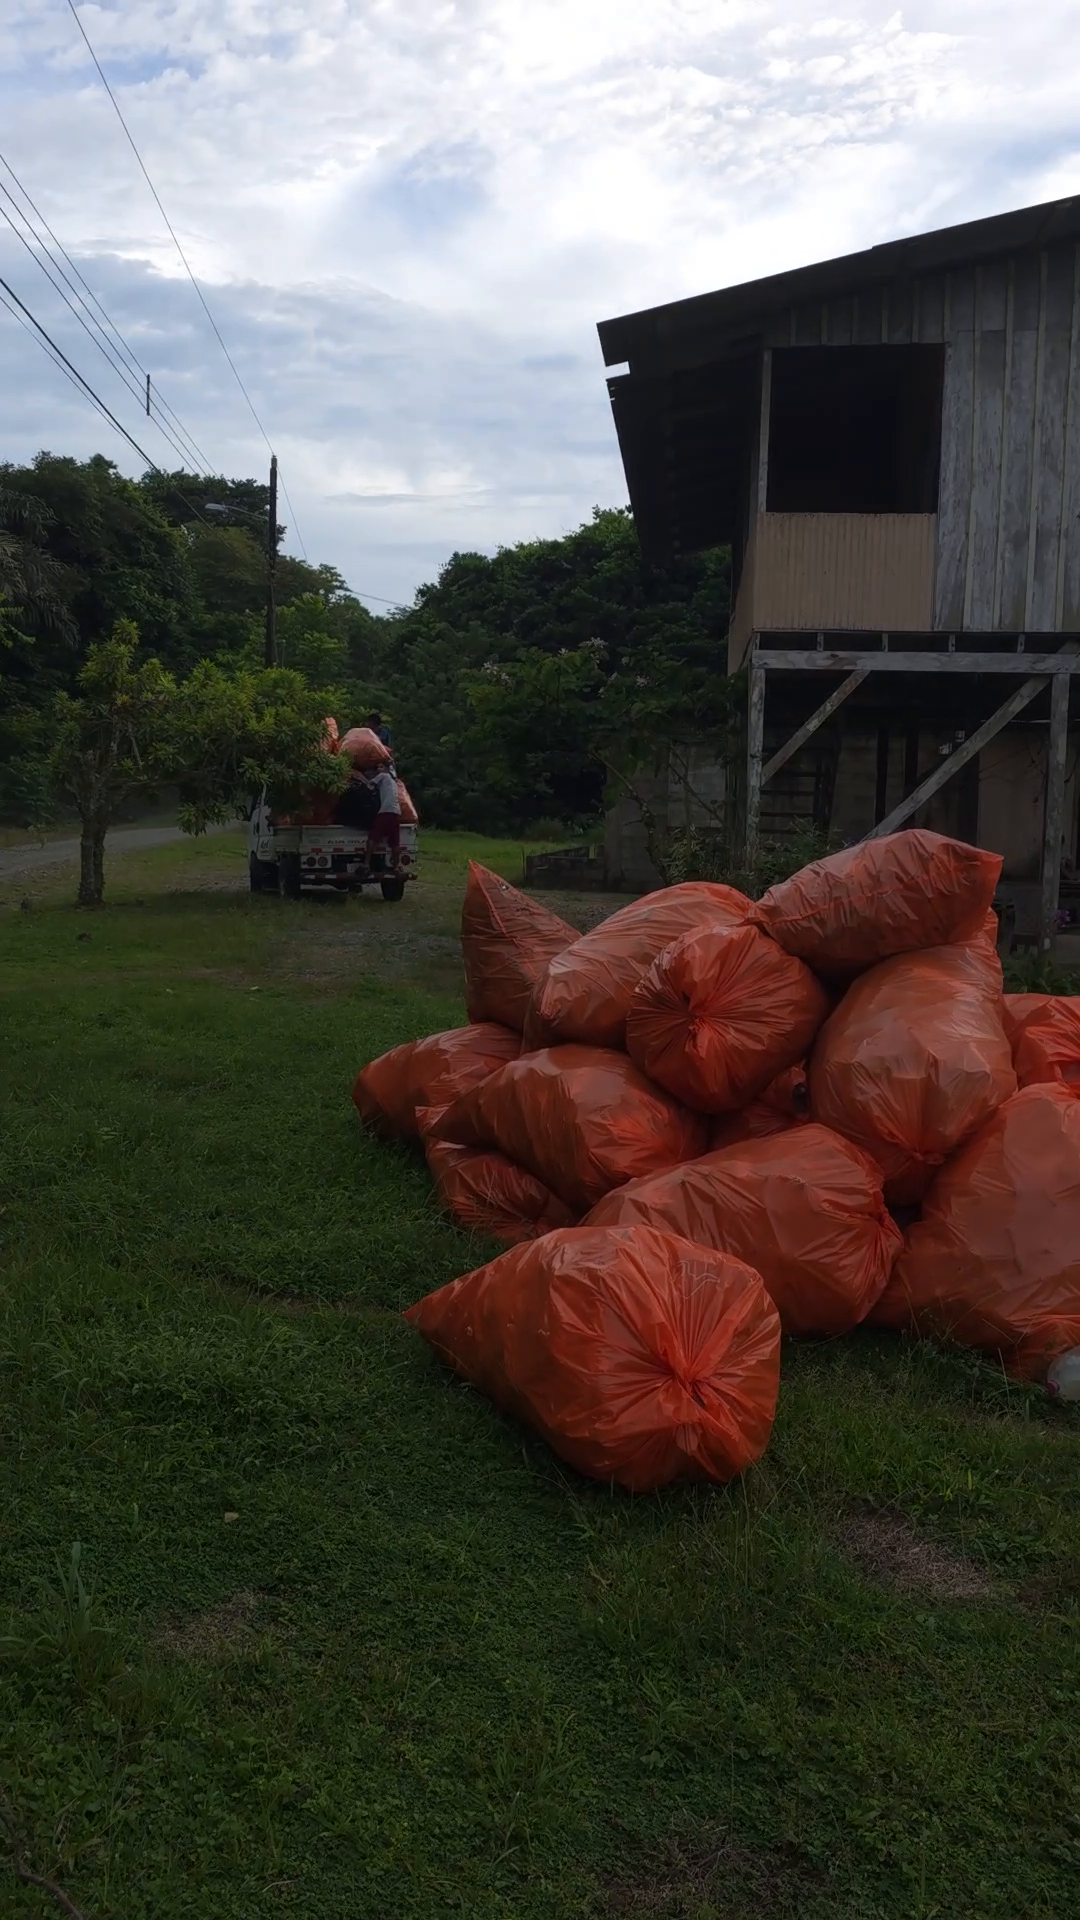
xmin=0 ymin=484 xmax=75 ymax=640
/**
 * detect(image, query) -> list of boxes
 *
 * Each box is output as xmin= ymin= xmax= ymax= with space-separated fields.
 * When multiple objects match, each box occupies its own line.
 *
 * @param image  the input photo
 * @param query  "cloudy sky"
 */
xmin=2 ymin=2 xmax=1079 ymax=606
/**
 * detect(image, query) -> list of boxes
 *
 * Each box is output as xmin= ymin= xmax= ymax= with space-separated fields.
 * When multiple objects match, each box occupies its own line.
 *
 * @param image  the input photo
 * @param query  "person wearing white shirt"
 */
xmin=368 ymin=763 xmax=402 ymax=864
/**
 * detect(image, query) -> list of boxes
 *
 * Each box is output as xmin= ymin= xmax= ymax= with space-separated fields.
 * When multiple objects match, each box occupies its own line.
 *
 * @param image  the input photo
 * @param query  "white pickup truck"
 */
xmin=247 ymin=791 xmax=418 ymax=901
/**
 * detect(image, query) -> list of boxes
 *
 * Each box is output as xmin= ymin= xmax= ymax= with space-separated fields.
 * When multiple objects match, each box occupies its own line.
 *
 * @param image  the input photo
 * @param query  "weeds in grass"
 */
xmin=0 ymin=1544 xmax=115 ymax=1682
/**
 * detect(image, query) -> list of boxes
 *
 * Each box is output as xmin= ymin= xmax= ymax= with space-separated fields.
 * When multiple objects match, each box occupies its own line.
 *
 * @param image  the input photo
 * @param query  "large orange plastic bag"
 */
xmin=339 ymin=725 xmax=392 ymax=770
xmin=586 ymin=1125 xmax=900 ymax=1337
xmin=462 ymin=862 xmax=579 ymax=1032
xmin=404 ymin=1224 xmax=781 ymax=1490
xmin=808 ymin=943 xmax=1016 ymax=1205
xmin=424 ymin=1137 xmax=576 ymax=1243
xmin=352 ymin=1023 xmax=519 ymax=1140
xmin=417 ymin=1108 xmax=576 ymax=1244
xmin=626 ymin=921 xmax=829 ymax=1113
xmin=709 ymin=1063 xmax=810 ymax=1150
xmin=1003 ymin=994 xmax=1080 ymax=1091
xmin=525 ymin=881 xmax=750 ymax=1052
xmin=872 ymin=1085 xmax=1080 ymax=1382
xmin=396 ymin=778 xmax=419 ymax=825
xmin=432 ymin=1046 xmax=708 ymax=1214
xmin=750 ymin=829 xmax=1001 ymax=976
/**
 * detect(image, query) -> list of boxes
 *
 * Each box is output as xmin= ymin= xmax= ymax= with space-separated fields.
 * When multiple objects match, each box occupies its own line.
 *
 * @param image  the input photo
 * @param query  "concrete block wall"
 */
xmin=602 ymin=719 xmax=1080 ymax=888
xmin=603 ymin=748 xmax=730 ymax=892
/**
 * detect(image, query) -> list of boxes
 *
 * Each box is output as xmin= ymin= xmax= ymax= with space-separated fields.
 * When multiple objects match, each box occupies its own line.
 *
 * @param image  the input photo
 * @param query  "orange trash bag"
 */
xmin=396 ymin=779 xmax=419 ymax=825
xmin=586 ymin=1125 xmax=901 ymax=1337
xmin=352 ymin=1022 xmax=519 ymax=1140
xmin=750 ymin=829 xmax=1002 ymax=976
xmin=462 ymin=862 xmax=579 ymax=1032
xmin=431 ymin=1045 xmax=708 ymax=1215
xmin=626 ymin=921 xmax=829 ymax=1113
xmin=418 ymin=1106 xmax=577 ymax=1244
xmin=872 ymin=1085 xmax=1080 ymax=1384
xmin=709 ymin=1063 xmax=811 ymax=1150
xmin=526 ymin=881 xmax=750 ymax=1052
xmin=405 ymin=1223 xmax=781 ymax=1491
xmin=808 ymin=942 xmax=1016 ymax=1205
xmin=1003 ymin=993 xmax=1080 ymax=1091
xmin=339 ymin=725 xmax=392 ymax=771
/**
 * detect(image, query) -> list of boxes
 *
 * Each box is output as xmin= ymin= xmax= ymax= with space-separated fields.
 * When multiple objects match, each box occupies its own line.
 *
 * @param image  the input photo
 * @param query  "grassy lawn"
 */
xmin=1 ymin=829 xmax=1078 ymax=1919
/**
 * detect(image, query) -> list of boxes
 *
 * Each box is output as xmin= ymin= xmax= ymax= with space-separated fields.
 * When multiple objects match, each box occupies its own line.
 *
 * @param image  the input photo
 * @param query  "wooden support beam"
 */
xmin=864 ymin=673 xmax=1052 ymax=840
xmin=760 ymin=669 xmax=869 ymax=786
xmin=756 ymin=351 xmax=772 ymax=514
xmin=1040 ymin=670 xmax=1070 ymax=952
xmin=745 ymin=655 xmax=765 ymax=862
xmin=758 ymin=649 xmax=1080 ymax=674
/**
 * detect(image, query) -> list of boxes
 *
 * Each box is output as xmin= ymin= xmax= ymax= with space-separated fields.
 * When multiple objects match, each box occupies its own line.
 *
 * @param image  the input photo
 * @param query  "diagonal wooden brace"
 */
xmin=761 ymin=669 xmax=869 ymax=786
xmin=864 ymin=671 xmax=1056 ymax=840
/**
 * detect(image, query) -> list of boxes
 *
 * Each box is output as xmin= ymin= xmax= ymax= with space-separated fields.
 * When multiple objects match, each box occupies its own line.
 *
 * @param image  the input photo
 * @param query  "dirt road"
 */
xmin=0 ymin=823 xmax=234 ymax=878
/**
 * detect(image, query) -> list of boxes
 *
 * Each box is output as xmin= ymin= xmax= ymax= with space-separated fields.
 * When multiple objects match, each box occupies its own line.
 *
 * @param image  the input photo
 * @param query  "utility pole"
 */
xmin=265 ymin=453 xmax=278 ymax=669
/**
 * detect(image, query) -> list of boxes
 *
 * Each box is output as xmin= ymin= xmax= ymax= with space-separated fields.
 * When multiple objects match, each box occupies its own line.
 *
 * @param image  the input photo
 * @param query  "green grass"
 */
xmin=1 ymin=832 xmax=1078 ymax=1919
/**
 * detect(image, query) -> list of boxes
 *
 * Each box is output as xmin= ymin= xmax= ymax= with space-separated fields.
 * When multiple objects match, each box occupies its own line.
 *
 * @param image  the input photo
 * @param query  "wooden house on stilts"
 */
xmin=598 ymin=196 xmax=1080 ymax=949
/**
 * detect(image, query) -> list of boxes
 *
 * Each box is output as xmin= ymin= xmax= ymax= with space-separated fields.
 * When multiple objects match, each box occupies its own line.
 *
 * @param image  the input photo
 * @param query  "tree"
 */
xmin=461 ymin=644 xmax=607 ymax=827
xmin=139 ymin=468 xmax=366 ymax=650
xmin=373 ymin=508 xmax=732 ymax=830
xmin=48 ymin=623 xmax=347 ymax=906
xmin=0 ymin=484 xmax=79 ymax=825
xmin=0 ymin=483 xmax=75 ymax=646
xmin=49 ymin=621 xmax=178 ymax=906
xmin=168 ymin=658 xmax=348 ymax=837
xmin=3 ymin=453 xmax=195 ymax=671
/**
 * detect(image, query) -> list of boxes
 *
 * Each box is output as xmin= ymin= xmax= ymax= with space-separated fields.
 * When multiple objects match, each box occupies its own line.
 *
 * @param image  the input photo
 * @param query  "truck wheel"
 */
xmin=249 ymin=854 xmax=276 ymax=893
xmin=277 ymin=853 xmax=302 ymax=899
xmin=380 ymin=876 xmax=406 ymax=902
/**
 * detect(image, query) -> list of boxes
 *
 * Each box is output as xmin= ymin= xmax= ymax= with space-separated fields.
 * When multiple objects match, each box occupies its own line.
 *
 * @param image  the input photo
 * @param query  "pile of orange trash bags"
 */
xmin=278 ymin=716 xmax=420 ymax=829
xmin=350 ymin=835 xmax=1080 ymax=1492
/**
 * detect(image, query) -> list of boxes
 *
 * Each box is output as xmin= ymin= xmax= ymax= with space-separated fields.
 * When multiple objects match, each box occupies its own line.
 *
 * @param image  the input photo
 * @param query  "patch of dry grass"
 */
xmin=155 ymin=1592 xmax=263 ymax=1662
xmin=836 ymin=1503 xmax=1000 ymax=1602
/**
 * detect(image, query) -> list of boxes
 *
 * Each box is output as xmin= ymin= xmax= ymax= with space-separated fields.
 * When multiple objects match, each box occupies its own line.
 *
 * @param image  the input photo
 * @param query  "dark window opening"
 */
xmin=766 ymin=345 xmax=944 ymax=513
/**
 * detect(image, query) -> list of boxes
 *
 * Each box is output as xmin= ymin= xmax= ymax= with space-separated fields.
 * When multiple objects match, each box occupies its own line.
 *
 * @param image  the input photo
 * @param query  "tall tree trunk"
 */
xmin=77 ymin=817 xmax=107 ymax=907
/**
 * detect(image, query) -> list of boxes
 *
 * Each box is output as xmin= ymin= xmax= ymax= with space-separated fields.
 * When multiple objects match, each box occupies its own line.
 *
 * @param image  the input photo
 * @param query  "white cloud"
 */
xmin=1 ymin=1 xmax=1079 ymax=602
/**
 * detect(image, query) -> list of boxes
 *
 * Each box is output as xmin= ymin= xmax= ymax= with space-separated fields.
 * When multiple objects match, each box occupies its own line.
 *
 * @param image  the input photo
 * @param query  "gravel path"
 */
xmin=0 ymin=822 xmax=235 ymax=877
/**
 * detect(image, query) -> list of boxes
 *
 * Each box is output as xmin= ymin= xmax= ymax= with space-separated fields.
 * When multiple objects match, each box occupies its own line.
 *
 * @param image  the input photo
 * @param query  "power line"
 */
xmin=65 ymin=0 xmax=273 ymax=452
xmin=0 ymin=272 xmax=216 ymax=529
xmin=0 ymin=145 xmax=215 ymax=477
xmin=63 ymin=0 xmax=309 ymax=558
xmin=276 ymin=471 xmax=308 ymax=561
xmin=0 ymin=269 xmax=158 ymax=468
xmin=0 ymin=196 xmax=205 ymax=476
xmin=0 ymin=180 xmax=144 ymax=400
xmin=0 ymin=277 xmax=109 ymax=418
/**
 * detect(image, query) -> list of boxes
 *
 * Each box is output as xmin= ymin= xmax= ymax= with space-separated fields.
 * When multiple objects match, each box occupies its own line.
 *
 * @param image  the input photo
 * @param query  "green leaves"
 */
xmin=169 ymin=659 xmax=349 ymax=832
xmin=373 ymin=509 xmax=734 ymax=831
xmin=46 ymin=626 xmax=347 ymax=897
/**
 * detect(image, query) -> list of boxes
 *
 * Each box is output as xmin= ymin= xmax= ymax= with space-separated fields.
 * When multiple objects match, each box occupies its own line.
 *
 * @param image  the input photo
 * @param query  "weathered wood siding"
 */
xmin=728 ymin=512 xmax=935 ymax=669
xmin=760 ymin=245 xmax=1080 ymax=633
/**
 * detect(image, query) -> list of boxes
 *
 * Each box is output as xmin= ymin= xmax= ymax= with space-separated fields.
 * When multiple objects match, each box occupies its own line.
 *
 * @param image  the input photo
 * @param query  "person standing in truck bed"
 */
xmin=367 ymin=762 xmax=402 ymax=865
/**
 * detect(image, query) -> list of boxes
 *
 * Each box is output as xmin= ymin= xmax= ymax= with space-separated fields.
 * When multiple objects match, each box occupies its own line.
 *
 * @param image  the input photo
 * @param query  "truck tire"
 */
xmin=380 ymin=876 xmax=406 ymax=902
xmin=249 ymin=853 xmax=276 ymax=893
xmin=277 ymin=853 xmax=302 ymax=899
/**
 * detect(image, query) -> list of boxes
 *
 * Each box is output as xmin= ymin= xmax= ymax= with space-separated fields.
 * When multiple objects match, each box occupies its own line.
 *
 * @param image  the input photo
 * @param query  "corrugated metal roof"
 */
xmin=598 ymin=193 xmax=1080 ymax=566
xmin=598 ymin=193 xmax=1080 ymax=372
